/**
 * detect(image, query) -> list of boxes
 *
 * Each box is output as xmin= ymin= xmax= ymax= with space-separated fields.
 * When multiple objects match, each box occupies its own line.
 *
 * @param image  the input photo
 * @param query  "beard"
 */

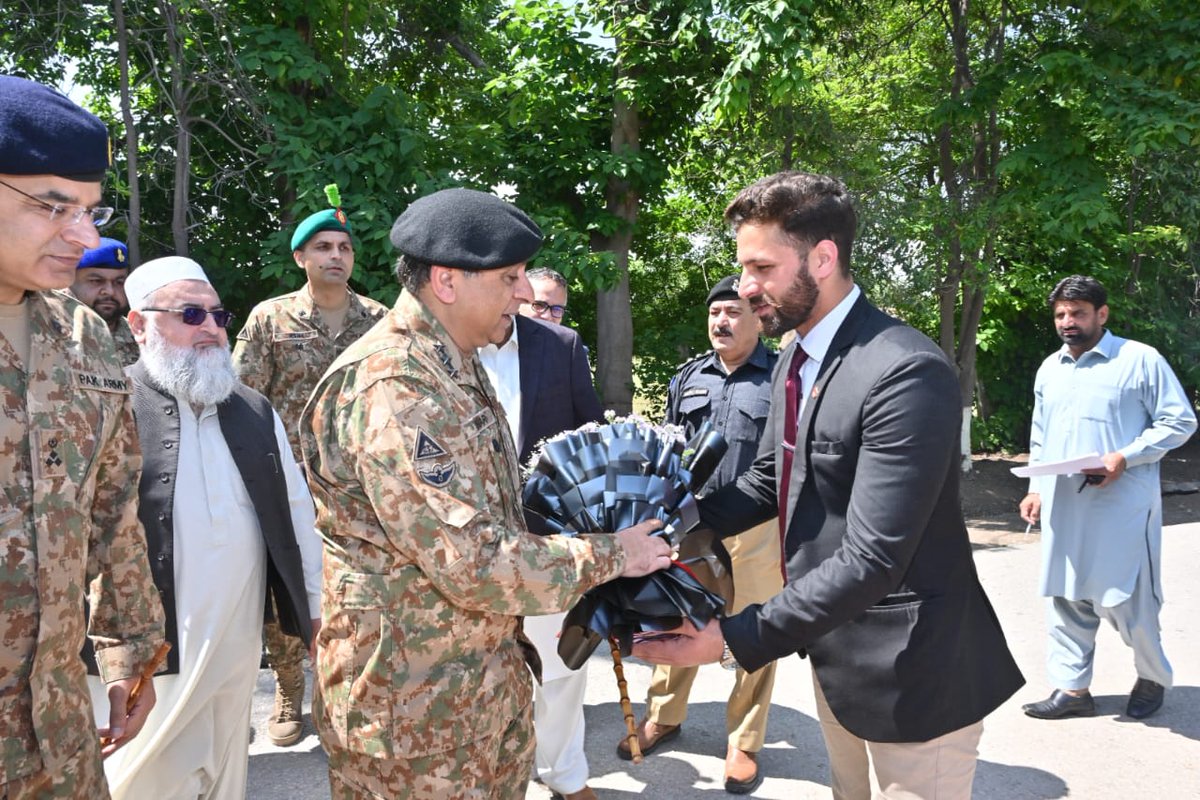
xmin=1057 ymin=325 xmax=1100 ymax=348
xmin=141 ymin=329 xmax=238 ymax=407
xmin=92 ymin=301 xmax=128 ymax=325
xmin=751 ymin=266 xmax=820 ymax=337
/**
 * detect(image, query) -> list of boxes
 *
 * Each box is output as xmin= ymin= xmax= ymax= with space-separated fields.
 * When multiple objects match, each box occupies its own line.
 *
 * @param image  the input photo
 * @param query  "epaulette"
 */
xmin=673 ymin=348 xmax=714 ymax=375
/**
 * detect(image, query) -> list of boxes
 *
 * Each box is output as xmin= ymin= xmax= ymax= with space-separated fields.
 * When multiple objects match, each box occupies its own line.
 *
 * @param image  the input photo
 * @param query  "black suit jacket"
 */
xmin=702 ymin=294 xmax=1023 ymax=743
xmin=514 ymin=314 xmax=604 ymax=464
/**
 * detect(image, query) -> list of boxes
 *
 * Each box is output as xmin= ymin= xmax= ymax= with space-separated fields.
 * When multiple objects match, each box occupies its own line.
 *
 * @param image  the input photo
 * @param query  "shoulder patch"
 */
xmin=414 ymin=429 xmax=449 ymax=461
xmin=416 ymin=460 xmax=457 ymax=487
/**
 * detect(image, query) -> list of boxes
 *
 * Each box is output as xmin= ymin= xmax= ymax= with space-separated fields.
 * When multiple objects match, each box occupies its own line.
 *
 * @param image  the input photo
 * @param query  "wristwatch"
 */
xmin=719 ymin=640 xmax=739 ymax=671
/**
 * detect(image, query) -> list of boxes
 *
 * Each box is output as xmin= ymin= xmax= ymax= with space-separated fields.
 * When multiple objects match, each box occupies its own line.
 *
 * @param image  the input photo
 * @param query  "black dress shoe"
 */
xmin=1126 ymin=678 xmax=1165 ymax=719
xmin=1022 ymin=689 xmax=1096 ymax=719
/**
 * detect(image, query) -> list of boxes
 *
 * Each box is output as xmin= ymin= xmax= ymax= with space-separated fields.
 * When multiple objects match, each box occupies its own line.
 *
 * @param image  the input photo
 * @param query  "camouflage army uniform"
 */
xmin=232 ymin=283 xmax=387 ymax=724
xmin=109 ymin=316 xmax=140 ymax=368
xmin=0 ymin=290 xmax=166 ymax=798
xmin=232 ymin=284 xmax=387 ymax=459
xmin=301 ymin=290 xmax=626 ymax=799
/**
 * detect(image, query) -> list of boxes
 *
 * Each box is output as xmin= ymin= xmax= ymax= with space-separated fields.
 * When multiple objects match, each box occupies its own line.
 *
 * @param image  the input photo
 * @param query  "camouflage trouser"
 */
xmin=0 ymin=744 xmax=107 ymax=800
xmin=263 ymin=606 xmax=307 ymax=679
xmin=326 ymin=701 xmax=535 ymax=799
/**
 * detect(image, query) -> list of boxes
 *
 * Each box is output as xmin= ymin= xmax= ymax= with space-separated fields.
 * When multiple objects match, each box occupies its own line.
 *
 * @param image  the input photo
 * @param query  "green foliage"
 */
xmin=5 ymin=0 xmax=1196 ymax=448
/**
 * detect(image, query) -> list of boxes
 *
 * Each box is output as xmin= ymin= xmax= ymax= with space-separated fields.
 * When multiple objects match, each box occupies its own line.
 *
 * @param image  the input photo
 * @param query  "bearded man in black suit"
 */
xmin=634 ymin=172 xmax=1024 ymax=799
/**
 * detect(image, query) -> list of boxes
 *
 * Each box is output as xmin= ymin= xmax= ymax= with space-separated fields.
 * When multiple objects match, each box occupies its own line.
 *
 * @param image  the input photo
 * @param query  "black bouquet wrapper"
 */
xmin=522 ymin=419 xmax=734 ymax=670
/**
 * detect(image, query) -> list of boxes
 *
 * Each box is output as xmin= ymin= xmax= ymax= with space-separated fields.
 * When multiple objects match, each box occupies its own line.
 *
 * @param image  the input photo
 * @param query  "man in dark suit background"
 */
xmin=634 ymin=171 xmax=1024 ymax=799
xmin=480 ymin=276 xmax=604 ymax=799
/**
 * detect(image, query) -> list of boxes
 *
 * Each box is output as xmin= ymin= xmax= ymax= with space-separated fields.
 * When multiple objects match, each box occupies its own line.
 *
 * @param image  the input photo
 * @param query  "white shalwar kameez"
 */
xmin=90 ymin=402 xmax=320 ymax=800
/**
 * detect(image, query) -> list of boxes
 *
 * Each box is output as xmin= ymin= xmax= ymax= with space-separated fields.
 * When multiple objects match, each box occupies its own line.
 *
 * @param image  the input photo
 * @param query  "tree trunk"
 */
xmin=593 ymin=23 xmax=640 ymax=414
xmin=163 ymin=0 xmax=190 ymax=255
xmin=113 ymin=0 xmax=141 ymax=264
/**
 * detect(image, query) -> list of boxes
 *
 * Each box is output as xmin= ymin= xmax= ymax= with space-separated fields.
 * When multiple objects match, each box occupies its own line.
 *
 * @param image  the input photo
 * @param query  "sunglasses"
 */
xmin=140 ymin=306 xmax=235 ymax=328
xmin=530 ymin=300 xmax=567 ymax=319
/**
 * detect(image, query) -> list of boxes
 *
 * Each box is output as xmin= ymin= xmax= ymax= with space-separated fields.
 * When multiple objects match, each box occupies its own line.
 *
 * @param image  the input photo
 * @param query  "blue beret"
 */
xmin=291 ymin=208 xmax=352 ymax=251
xmin=706 ymin=274 xmax=742 ymax=305
xmin=389 ymin=188 xmax=542 ymax=270
xmin=78 ymin=238 xmax=129 ymax=270
xmin=0 ymin=75 xmax=110 ymax=181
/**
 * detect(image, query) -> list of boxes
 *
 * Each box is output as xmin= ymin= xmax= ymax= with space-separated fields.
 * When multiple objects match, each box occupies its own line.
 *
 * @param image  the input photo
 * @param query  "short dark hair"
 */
xmin=1047 ymin=275 xmax=1107 ymax=309
xmin=723 ymin=171 xmax=857 ymax=275
xmin=527 ymin=266 xmax=567 ymax=288
xmin=394 ymin=253 xmax=433 ymax=294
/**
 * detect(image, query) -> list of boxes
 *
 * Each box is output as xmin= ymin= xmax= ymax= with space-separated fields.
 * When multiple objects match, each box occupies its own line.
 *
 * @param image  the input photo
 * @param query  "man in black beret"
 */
xmin=301 ymin=187 xmax=673 ymax=798
xmin=0 ymin=74 xmax=165 ymax=799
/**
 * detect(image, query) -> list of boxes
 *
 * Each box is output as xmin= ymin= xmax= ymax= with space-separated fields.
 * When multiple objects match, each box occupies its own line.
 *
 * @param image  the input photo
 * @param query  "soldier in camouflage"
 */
xmin=0 ymin=75 xmax=166 ymax=799
xmin=69 ymin=237 xmax=140 ymax=367
xmin=301 ymin=187 xmax=672 ymax=799
xmin=232 ymin=198 xmax=386 ymax=748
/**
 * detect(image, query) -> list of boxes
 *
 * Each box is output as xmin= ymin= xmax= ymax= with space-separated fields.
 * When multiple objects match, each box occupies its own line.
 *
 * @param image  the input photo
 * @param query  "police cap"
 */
xmin=389 ymin=188 xmax=542 ymax=270
xmin=0 ymin=75 xmax=110 ymax=181
xmin=706 ymin=274 xmax=742 ymax=305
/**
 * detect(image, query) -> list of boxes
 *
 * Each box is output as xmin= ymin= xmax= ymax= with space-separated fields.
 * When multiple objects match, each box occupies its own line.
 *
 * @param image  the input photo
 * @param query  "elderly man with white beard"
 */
xmin=86 ymin=256 xmax=323 ymax=800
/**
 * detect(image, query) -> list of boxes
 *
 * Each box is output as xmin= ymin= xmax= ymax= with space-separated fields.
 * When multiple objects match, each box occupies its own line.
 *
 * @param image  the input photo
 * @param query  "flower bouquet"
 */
xmin=522 ymin=414 xmax=733 ymax=669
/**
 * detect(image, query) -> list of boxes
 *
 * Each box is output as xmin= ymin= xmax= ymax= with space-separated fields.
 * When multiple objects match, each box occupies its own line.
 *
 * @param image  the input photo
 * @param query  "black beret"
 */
xmin=0 ymin=75 xmax=110 ymax=181
xmin=390 ymin=188 xmax=542 ymax=270
xmin=706 ymin=274 xmax=742 ymax=305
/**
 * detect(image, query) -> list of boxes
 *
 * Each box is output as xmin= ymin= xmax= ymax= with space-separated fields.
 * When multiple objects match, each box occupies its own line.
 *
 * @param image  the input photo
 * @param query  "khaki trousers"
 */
xmin=647 ymin=519 xmax=782 ymax=751
xmin=812 ymin=672 xmax=983 ymax=800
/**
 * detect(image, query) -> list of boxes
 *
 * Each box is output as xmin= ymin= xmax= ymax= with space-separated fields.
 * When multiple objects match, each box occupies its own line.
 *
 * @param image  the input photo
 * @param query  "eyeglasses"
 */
xmin=530 ymin=300 xmax=567 ymax=319
xmin=140 ymin=307 xmax=235 ymax=328
xmin=0 ymin=178 xmax=114 ymax=228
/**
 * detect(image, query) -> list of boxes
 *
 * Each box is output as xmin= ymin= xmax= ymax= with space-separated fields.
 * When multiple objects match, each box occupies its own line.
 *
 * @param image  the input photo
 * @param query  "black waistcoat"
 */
xmin=85 ymin=362 xmax=313 ymax=675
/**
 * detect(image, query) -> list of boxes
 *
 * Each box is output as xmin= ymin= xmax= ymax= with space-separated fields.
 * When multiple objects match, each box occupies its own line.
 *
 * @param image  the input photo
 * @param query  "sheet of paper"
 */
xmin=1010 ymin=453 xmax=1105 ymax=478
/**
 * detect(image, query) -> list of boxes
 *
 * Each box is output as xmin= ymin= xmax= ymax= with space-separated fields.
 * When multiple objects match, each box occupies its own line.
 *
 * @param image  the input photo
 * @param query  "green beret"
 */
xmin=0 ymin=74 xmax=110 ymax=180
xmin=389 ymin=188 xmax=542 ymax=270
xmin=291 ymin=208 xmax=352 ymax=251
xmin=706 ymin=274 xmax=742 ymax=305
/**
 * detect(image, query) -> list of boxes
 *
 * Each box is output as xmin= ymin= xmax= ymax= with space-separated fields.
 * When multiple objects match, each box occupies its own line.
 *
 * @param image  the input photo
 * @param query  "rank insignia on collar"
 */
xmin=417 ymin=460 xmax=456 ymax=487
xmin=433 ymin=342 xmax=459 ymax=379
xmin=414 ymin=429 xmax=449 ymax=461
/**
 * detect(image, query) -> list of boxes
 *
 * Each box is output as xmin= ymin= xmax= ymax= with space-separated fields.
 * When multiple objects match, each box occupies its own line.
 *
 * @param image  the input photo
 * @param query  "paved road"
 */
xmin=247 ymin=522 xmax=1200 ymax=798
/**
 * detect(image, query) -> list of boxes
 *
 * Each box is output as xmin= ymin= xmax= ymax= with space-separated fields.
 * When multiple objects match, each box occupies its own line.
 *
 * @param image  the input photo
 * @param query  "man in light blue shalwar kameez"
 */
xmin=1019 ymin=275 xmax=1196 ymax=721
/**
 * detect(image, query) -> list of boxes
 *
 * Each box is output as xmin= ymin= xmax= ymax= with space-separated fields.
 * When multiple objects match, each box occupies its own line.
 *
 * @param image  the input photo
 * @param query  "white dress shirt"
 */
xmin=797 ymin=284 xmax=861 ymax=417
xmin=478 ymin=318 xmax=522 ymax=446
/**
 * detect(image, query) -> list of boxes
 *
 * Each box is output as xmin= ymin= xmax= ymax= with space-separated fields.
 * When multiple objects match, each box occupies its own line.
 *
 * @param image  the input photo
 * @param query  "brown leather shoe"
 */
xmin=724 ymin=747 xmax=762 ymax=795
xmin=615 ymin=718 xmax=681 ymax=761
xmin=552 ymin=788 xmax=598 ymax=800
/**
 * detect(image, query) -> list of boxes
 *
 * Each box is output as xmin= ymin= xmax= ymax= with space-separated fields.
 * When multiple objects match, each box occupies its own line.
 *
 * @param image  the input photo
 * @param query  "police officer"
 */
xmin=232 ymin=192 xmax=386 ymax=748
xmin=301 ymin=187 xmax=673 ymax=799
xmin=70 ymin=237 xmax=139 ymax=366
xmin=0 ymin=74 xmax=165 ymax=798
xmin=618 ymin=274 xmax=782 ymax=794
